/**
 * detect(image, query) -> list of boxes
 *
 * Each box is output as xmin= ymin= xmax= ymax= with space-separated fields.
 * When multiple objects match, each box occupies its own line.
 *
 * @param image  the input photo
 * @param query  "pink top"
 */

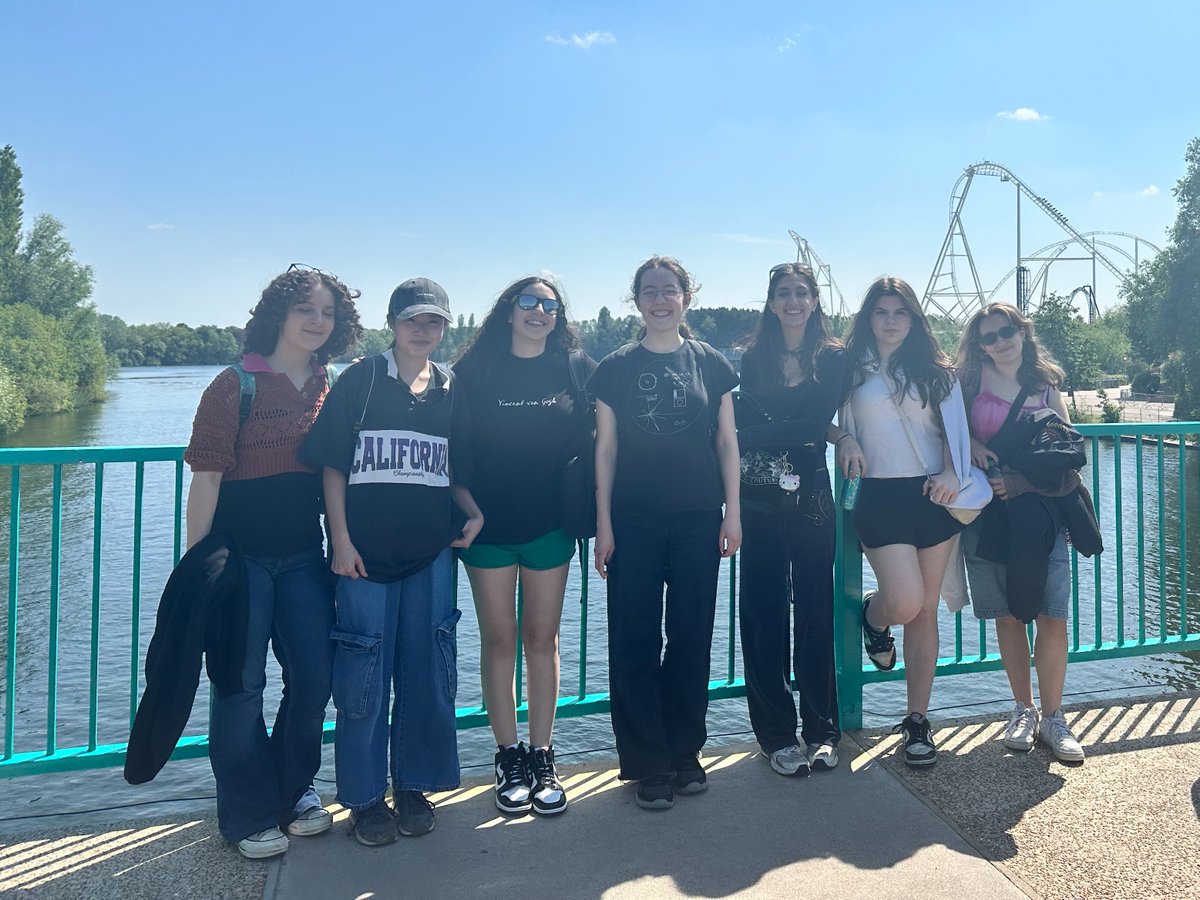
xmin=970 ymin=384 xmax=1049 ymax=444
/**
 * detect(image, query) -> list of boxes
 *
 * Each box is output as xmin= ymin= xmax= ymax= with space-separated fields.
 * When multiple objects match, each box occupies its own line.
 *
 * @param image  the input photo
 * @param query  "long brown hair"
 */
xmin=956 ymin=302 xmax=1064 ymax=402
xmin=742 ymin=262 xmax=840 ymax=387
xmin=844 ymin=276 xmax=953 ymax=408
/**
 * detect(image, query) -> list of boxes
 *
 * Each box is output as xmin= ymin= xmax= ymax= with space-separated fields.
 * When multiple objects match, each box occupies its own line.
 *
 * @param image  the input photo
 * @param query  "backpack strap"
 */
xmin=566 ymin=350 xmax=590 ymax=396
xmin=232 ymin=364 xmax=255 ymax=427
xmin=687 ymin=340 xmax=724 ymax=436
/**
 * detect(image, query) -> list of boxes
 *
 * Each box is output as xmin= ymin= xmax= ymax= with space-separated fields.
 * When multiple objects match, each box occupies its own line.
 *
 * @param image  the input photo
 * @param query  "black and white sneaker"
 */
xmin=528 ymin=746 xmax=568 ymax=816
xmin=894 ymin=712 xmax=937 ymax=767
xmin=862 ymin=591 xmax=897 ymax=671
xmin=494 ymin=743 xmax=533 ymax=814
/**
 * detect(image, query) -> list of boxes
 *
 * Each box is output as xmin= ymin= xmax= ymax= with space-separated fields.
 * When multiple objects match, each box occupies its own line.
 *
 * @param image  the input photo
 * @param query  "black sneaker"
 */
xmin=392 ymin=790 xmax=435 ymax=836
xmin=494 ymin=743 xmax=533 ymax=814
xmin=351 ymin=800 xmax=397 ymax=847
xmin=672 ymin=755 xmax=708 ymax=795
xmin=635 ymin=774 xmax=674 ymax=810
xmin=528 ymin=746 xmax=568 ymax=816
xmin=894 ymin=712 xmax=937 ymax=767
xmin=862 ymin=591 xmax=897 ymax=671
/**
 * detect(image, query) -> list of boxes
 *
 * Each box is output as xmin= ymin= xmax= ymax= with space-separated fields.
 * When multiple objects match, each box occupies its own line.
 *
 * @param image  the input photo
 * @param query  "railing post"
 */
xmin=834 ymin=490 xmax=864 ymax=731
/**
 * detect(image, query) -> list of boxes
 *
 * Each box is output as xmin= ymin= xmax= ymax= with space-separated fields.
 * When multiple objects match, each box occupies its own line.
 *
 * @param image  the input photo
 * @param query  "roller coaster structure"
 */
xmin=922 ymin=161 xmax=1160 ymax=324
xmin=788 ymin=229 xmax=850 ymax=318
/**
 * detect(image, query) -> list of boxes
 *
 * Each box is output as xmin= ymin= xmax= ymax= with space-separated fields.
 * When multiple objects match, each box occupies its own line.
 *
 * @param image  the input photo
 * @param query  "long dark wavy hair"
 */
xmin=454 ymin=275 xmax=580 ymax=378
xmin=955 ymin=302 xmax=1064 ymax=401
xmin=242 ymin=268 xmax=363 ymax=364
xmin=742 ymin=262 xmax=840 ymax=387
xmin=630 ymin=256 xmax=695 ymax=341
xmin=844 ymin=275 xmax=953 ymax=408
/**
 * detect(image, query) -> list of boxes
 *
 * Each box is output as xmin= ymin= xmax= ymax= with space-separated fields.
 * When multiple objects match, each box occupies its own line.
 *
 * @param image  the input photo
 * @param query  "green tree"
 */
xmin=0 ymin=145 xmax=23 ymax=306
xmin=12 ymin=214 xmax=95 ymax=317
xmin=1120 ymin=136 xmax=1200 ymax=417
xmin=1033 ymin=293 xmax=1100 ymax=389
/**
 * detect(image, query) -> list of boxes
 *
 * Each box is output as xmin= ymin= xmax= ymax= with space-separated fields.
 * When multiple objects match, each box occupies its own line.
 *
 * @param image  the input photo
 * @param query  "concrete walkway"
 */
xmin=3 ymin=693 xmax=1200 ymax=899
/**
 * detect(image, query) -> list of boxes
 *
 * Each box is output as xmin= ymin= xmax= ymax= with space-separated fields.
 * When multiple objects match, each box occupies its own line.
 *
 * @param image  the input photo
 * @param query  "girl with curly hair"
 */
xmin=184 ymin=265 xmax=363 ymax=858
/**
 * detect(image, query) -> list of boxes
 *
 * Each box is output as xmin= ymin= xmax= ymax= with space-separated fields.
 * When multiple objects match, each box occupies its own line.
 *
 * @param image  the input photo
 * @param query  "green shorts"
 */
xmin=457 ymin=528 xmax=576 ymax=571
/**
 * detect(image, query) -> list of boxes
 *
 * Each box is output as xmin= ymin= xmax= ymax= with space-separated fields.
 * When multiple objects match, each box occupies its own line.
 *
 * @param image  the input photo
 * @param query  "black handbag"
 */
xmin=988 ymin=387 xmax=1086 ymax=490
xmin=560 ymin=351 xmax=597 ymax=540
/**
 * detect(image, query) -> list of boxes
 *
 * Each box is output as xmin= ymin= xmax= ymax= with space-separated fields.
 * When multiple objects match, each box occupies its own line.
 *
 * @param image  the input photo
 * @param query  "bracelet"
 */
xmin=834 ymin=434 xmax=853 ymax=446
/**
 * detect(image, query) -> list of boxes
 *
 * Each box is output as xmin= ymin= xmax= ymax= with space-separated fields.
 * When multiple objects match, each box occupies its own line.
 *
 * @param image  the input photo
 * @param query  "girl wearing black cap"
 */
xmin=301 ymin=277 xmax=484 ymax=848
xmin=589 ymin=256 xmax=741 ymax=811
xmin=453 ymin=275 xmax=596 ymax=817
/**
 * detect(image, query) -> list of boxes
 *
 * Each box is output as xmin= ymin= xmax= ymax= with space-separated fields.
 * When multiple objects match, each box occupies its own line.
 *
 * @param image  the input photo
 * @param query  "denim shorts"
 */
xmin=963 ymin=525 xmax=1071 ymax=620
xmin=457 ymin=528 xmax=576 ymax=570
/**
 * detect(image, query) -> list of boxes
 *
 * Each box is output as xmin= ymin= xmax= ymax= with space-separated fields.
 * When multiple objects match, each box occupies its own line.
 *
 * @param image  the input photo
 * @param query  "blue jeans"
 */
xmin=208 ymin=548 xmax=334 ymax=842
xmin=331 ymin=549 xmax=461 ymax=810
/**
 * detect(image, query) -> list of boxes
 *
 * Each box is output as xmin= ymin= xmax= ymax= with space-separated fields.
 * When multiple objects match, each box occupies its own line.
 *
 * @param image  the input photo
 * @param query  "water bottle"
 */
xmin=840 ymin=472 xmax=862 ymax=511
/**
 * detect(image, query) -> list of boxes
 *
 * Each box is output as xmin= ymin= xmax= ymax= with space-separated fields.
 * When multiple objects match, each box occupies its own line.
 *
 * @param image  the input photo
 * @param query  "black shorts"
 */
xmin=853 ymin=476 xmax=961 ymax=550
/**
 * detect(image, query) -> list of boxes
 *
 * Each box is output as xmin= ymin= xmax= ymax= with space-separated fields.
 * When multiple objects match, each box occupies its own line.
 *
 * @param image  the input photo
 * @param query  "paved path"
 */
xmin=3 ymin=693 xmax=1199 ymax=898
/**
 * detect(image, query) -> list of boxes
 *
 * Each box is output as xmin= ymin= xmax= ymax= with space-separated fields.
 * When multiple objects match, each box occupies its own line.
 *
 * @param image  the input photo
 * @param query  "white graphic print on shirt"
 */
xmin=348 ymin=429 xmax=449 ymax=487
xmin=632 ymin=360 xmax=704 ymax=435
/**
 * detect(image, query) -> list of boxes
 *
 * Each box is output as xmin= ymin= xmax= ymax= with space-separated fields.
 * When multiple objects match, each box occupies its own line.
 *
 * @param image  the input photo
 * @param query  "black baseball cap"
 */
xmin=388 ymin=277 xmax=452 ymax=322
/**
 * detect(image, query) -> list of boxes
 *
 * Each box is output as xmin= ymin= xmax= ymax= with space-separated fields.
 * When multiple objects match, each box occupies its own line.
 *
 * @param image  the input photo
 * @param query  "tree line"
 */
xmin=2 ymin=138 xmax=1198 ymax=433
xmin=0 ymin=146 xmax=108 ymax=434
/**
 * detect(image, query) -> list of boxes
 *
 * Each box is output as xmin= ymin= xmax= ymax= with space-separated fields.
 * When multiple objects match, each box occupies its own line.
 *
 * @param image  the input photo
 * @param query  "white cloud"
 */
xmin=545 ymin=31 xmax=615 ymax=50
xmin=147 ymin=223 xmax=175 ymax=230
xmin=778 ymin=36 xmax=797 ymax=53
xmin=717 ymin=233 xmax=790 ymax=246
xmin=996 ymin=107 xmax=1048 ymax=122
xmin=1092 ymin=191 xmax=1105 ymax=200
xmin=1141 ymin=184 xmax=1160 ymax=196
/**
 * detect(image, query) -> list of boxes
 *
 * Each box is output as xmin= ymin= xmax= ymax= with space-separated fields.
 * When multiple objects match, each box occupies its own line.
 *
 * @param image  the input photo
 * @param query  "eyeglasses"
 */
xmin=515 ymin=294 xmax=561 ymax=314
xmin=978 ymin=323 xmax=1022 ymax=346
xmin=287 ymin=262 xmax=339 ymax=281
xmin=637 ymin=286 xmax=682 ymax=302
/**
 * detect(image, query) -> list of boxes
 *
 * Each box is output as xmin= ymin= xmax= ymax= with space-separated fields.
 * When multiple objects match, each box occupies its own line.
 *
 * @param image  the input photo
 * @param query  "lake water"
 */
xmin=2 ymin=366 xmax=1199 ymax=824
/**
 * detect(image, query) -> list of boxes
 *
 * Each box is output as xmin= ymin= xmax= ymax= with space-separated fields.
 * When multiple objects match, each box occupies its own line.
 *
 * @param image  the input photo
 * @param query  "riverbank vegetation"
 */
xmin=3 ymin=138 xmax=1198 ymax=434
xmin=0 ymin=146 xmax=108 ymax=434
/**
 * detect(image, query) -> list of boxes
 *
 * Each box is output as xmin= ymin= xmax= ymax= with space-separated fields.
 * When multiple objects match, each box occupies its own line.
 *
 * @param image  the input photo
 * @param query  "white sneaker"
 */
xmin=1002 ymin=702 xmax=1040 ymax=752
xmin=236 ymin=827 xmax=289 ymax=859
xmin=1038 ymin=708 xmax=1085 ymax=763
xmin=806 ymin=741 xmax=839 ymax=770
xmin=286 ymin=805 xmax=333 ymax=836
xmin=768 ymin=744 xmax=810 ymax=776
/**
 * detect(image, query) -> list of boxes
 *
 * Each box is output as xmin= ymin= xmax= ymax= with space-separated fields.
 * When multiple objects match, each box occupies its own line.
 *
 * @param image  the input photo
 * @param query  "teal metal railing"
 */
xmin=834 ymin=423 xmax=1200 ymax=728
xmin=2 ymin=422 xmax=1198 ymax=776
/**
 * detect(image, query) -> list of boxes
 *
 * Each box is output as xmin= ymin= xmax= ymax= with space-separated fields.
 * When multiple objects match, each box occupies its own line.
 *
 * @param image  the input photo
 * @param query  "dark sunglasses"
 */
xmin=770 ymin=262 xmax=816 ymax=278
xmin=515 ymin=293 xmax=561 ymax=314
xmin=978 ymin=323 xmax=1021 ymax=346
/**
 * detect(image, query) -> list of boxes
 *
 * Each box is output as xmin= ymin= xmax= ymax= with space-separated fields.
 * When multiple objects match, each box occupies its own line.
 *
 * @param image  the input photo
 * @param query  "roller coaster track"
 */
xmin=788 ymin=230 xmax=849 ymax=318
xmin=922 ymin=161 xmax=1157 ymax=324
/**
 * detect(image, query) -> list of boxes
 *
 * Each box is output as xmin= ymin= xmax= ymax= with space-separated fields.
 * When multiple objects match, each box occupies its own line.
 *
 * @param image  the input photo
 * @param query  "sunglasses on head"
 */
xmin=978 ymin=323 xmax=1021 ymax=346
xmin=515 ymin=294 xmax=561 ymax=313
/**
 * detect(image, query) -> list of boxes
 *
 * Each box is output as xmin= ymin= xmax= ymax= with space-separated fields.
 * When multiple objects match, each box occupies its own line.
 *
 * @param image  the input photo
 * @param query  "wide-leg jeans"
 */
xmin=331 ymin=549 xmax=461 ymax=810
xmin=739 ymin=483 xmax=840 ymax=753
xmin=606 ymin=510 xmax=722 ymax=782
xmin=208 ymin=547 xmax=334 ymax=843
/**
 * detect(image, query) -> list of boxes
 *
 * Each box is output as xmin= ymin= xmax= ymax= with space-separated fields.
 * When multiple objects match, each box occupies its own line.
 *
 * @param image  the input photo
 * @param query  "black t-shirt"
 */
xmin=456 ymin=349 xmax=597 ymax=545
xmin=589 ymin=340 xmax=738 ymax=517
xmin=300 ymin=354 xmax=474 ymax=583
xmin=736 ymin=345 xmax=846 ymax=511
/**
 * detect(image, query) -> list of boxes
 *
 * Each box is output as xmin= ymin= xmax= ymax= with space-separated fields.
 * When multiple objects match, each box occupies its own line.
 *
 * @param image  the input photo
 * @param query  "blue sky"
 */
xmin=3 ymin=1 xmax=1196 ymax=327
